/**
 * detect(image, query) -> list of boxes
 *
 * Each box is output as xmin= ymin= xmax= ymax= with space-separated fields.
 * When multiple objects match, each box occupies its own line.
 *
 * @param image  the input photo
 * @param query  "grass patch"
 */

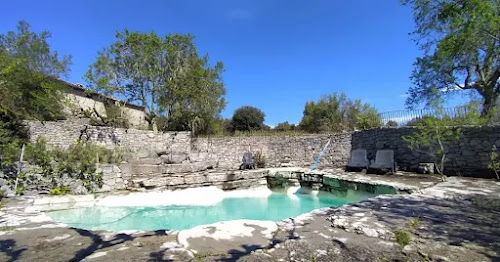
xmin=395 ymin=230 xmax=411 ymax=248
xmin=0 ymin=226 xmax=15 ymax=232
xmin=408 ymin=217 xmax=422 ymax=232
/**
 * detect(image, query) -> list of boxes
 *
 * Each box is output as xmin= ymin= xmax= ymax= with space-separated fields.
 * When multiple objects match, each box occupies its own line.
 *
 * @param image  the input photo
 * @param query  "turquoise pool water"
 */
xmin=48 ymin=190 xmax=376 ymax=231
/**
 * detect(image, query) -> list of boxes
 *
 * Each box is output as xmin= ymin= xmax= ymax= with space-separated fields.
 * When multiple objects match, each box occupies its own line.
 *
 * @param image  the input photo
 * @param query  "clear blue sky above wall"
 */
xmin=1 ymin=0 xmax=470 ymax=126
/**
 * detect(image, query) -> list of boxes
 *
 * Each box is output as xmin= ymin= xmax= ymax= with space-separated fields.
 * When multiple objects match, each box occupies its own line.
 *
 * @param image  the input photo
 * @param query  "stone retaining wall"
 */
xmin=25 ymin=120 xmax=500 ymax=180
xmin=26 ymin=119 xmax=352 ymax=170
xmin=26 ymin=119 xmax=191 ymax=156
xmin=351 ymin=126 xmax=500 ymax=178
xmin=191 ymin=133 xmax=352 ymax=170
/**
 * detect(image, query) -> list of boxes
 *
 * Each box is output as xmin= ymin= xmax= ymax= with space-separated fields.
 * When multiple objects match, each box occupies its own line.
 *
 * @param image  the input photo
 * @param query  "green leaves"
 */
xmin=404 ymin=0 xmax=500 ymax=116
xmin=298 ymin=92 xmax=382 ymax=133
xmin=231 ymin=106 xmax=266 ymax=131
xmin=401 ymin=103 xmax=462 ymax=178
xmin=85 ymin=30 xmax=226 ymax=132
xmin=0 ymin=21 xmax=70 ymax=121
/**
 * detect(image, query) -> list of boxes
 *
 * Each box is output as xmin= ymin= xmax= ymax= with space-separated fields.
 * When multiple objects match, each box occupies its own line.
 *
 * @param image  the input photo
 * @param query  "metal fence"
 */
xmin=377 ymin=105 xmax=479 ymax=126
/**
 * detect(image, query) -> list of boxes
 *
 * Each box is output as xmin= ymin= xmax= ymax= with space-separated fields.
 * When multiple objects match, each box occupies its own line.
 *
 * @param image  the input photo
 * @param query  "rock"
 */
xmin=112 ymin=165 xmax=121 ymax=173
xmin=417 ymin=163 xmax=434 ymax=174
xmin=136 ymin=149 xmax=152 ymax=159
xmin=361 ymin=227 xmax=379 ymax=238
xmin=100 ymin=184 xmax=111 ymax=192
xmin=470 ymin=139 xmax=481 ymax=147
xmin=73 ymin=185 xmax=88 ymax=195
xmin=159 ymin=155 xmax=170 ymax=163
xmin=105 ymin=178 xmax=116 ymax=186
xmin=166 ymin=153 xmax=188 ymax=164
xmin=430 ymin=254 xmax=450 ymax=262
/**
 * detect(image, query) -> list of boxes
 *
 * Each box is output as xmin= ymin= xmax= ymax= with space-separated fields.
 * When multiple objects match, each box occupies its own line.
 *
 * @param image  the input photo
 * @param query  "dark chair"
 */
xmin=240 ymin=152 xmax=256 ymax=170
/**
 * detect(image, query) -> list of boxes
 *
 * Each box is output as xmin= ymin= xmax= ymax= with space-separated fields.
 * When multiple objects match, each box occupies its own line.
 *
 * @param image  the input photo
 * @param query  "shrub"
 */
xmin=231 ymin=106 xmax=266 ymax=131
xmin=20 ymin=138 xmax=123 ymax=193
xmin=49 ymin=186 xmax=71 ymax=195
xmin=299 ymin=92 xmax=381 ymax=132
xmin=402 ymin=105 xmax=461 ymax=181
xmin=254 ymin=151 xmax=267 ymax=168
xmin=489 ymin=145 xmax=500 ymax=180
xmin=408 ymin=217 xmax=422 ymax=232
xmin=395 ymin=230 xmax=410 ymax=248
xmin=274 ymin=121 xmax=293 ymax=132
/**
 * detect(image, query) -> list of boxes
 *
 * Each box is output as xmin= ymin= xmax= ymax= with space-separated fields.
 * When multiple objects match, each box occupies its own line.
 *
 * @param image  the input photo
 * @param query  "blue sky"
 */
xmin=0 ymin=0 xmax=468 ymax=125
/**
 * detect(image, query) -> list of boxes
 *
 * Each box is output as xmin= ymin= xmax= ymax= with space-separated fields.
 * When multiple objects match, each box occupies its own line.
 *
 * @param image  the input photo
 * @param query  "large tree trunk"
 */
xmin=480 ymin=89 xmax=499 ymax=117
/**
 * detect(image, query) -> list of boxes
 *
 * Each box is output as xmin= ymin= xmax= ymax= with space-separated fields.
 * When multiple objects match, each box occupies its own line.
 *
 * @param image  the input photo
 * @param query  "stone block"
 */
xmin=184 ymin=175 xmax=207 ymax=185
xmin=164 ymin=164 xmax=192 ymax=174
xmin=206 ymin=173 xmax=232 ymax=183
xmin=130 ymin=164 xmax=163 ymax=175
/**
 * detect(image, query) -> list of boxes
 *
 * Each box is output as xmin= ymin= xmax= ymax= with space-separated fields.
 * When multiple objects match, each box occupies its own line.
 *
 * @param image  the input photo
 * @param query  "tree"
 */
xmin=299 ymin=92 xmax=381 ymax=132
xmin=0 ymin=21 xmax=71 ymax=166
xmin=274 ymin=121 xmax=294 ymax=132
xmin=231 ymin=106 xmax=265 ymax=131
xmin=0 ymin=21 xmax=71 ymax=121
xmin=85 ymin=30 xmax=226 ymax=131
xmin=402 ymin=104 xmax=462 ymax=181
xmin=403 ymin=0 xmax=500 ymax=116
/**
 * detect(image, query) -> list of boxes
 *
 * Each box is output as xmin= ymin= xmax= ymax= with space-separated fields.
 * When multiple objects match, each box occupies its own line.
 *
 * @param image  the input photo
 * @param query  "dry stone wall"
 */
xmin=191 ymin=134 xmax=352 ymax=170
xmin=351 ymin=126 xmax=500 ymax=178
xmin=26 ymin=119 xmax=191 ymax=157
xmin=25 ymin=120 xmax=500 ymax=182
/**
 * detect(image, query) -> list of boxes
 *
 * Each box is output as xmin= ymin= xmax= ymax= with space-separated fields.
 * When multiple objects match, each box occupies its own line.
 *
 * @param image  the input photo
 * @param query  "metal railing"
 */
xmin=378 ymin=105 xmax=480 ymax=126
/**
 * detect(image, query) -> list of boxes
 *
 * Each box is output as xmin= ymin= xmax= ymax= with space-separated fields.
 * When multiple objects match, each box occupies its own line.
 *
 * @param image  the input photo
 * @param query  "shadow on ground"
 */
xmin=0 ymin=239 xmax=26 ymax=262
xmin=330 ymin=194 xmax=500 ymax=261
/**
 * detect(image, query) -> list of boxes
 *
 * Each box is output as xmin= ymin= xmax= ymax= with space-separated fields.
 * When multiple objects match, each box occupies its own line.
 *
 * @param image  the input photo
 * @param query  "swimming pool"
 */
xmin=47 ymin=188 xmax=378 ymax=231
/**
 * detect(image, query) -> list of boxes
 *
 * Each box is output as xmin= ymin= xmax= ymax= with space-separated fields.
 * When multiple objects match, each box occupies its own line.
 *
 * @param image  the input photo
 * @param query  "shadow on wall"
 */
xmin=350 ymin=126 xmax=500 ymax=178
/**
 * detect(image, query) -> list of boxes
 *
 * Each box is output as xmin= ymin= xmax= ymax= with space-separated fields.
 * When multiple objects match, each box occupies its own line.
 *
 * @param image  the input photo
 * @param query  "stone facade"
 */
xmin=62 ymin=82 xmax=148 ymax=128
xmin=351 ymin=126 xmax=500 ymax=178
xmin=191 ymin=133 xmax=352 ymax=170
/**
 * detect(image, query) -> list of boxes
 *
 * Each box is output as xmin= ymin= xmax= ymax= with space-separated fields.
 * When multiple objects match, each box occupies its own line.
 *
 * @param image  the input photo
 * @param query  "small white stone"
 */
xmin=362 ymin=227 xmax=379 ymax=238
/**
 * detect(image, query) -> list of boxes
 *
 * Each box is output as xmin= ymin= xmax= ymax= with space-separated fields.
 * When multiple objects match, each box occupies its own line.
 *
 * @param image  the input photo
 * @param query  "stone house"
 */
xmin=61 ymin=81 xmax=148 ymax=128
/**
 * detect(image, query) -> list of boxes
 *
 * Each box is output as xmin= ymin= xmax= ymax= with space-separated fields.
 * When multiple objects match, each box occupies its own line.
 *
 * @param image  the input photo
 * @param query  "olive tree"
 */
xmin=402 ymin=104 xmax=461 ymax=181
xmin=403 ymin=0 xmax=500 ymax=116
xmin=85 ymin=30 xmax=226 ymax=131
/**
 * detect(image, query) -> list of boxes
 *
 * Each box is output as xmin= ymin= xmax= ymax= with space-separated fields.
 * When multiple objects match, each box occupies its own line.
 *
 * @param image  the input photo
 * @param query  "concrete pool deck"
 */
xmin=1 ymin=169 xmax=500 ymax=261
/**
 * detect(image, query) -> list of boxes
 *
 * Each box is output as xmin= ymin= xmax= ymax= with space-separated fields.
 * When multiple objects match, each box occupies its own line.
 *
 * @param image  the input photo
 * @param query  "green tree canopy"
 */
xmin=231 ymin=106 xmax=266 ymax=131
xmin=299 ymin=92 xmax=381 ymax=133
xmin=0 ymin=21 xmax=71 ymax=121
xmin=274 ymin=121 xmax=294 ymax=132
xmin=403 ymin=0 xmax=500 ymax=116
xmin=85 ymin=30 xmax=226 ymax=131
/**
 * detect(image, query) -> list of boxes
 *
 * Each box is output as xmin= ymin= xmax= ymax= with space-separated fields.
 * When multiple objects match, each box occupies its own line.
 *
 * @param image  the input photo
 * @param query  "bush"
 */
xmin=274 ymin=121 xmax=294 ymax=132
xmin=299 ymin=92 xmax=381 ymax=132
xmin=18 ymin=138 xmax=124 ymax=194
xmin=395 ymin=230 xmax=410 ymax=248
xmin=49 ymin=186 xmax=71 ymax=195
xmin=231 ymin=106 xmax=266 ymax=131
xmin=254 ymin=151 xmax=266 ymax=168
